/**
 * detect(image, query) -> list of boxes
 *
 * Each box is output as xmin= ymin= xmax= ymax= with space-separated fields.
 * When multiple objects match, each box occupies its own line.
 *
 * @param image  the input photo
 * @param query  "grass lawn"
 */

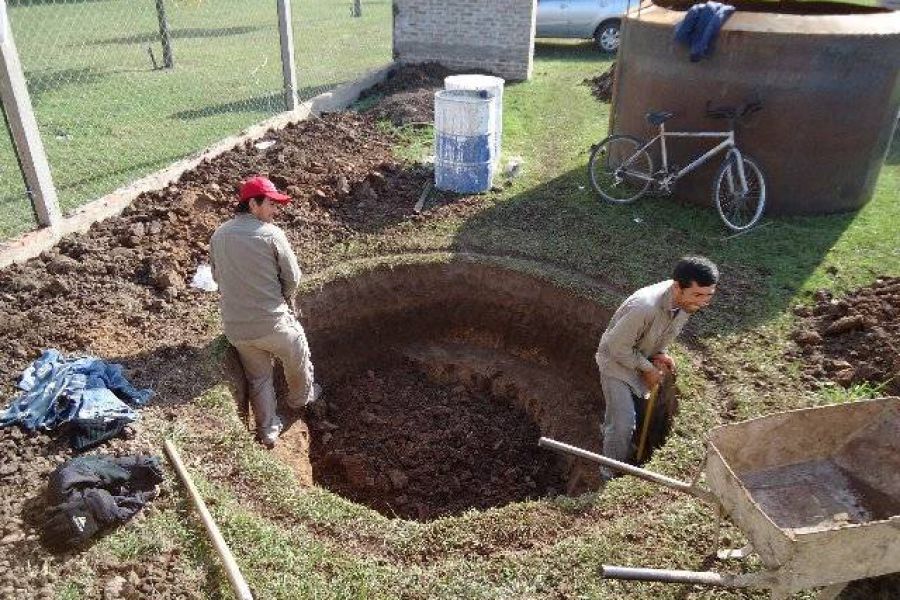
xmin=0 ymin=0 xmax=392 ymax=240
xmin=48 ymin=38 xmax=900 ymax=599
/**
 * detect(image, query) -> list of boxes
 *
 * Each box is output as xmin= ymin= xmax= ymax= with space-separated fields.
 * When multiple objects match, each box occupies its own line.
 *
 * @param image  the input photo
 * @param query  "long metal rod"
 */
xmin=164 ymin=440 xmax=254 ymax=600
xmin=538 ymin=437 xmax=717 ymax=504
xmin=601 ymin=565 xmax=768 ymax=589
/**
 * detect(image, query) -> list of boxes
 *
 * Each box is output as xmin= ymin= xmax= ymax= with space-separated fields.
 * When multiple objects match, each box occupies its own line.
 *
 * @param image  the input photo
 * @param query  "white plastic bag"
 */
xmin=190 ymin=264 xmax=218 ymax=292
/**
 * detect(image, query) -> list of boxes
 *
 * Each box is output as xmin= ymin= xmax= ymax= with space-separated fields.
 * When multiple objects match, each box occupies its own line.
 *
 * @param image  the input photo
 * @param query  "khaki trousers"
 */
xmin=230 ymin=315 xmax=315 ymax=438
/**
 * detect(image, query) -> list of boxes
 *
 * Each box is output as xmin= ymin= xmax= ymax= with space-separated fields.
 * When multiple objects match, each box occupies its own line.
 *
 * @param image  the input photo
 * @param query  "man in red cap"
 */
xmin=209 ymin=175 xmax=321 ymax=447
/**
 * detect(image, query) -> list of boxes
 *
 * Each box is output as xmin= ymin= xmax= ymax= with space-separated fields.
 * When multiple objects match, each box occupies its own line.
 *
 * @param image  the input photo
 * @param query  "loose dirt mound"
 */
xmin=0 ymin=112 xmax=430 ymax=390
xmin=0 ymin=108 xmax=436 ymax=593
xmin=359 ymin=62 xmax=464 ymax=126
xmin=789 ymin=277 xmax=900 ymax=394
xmin=309 ymin=364 xmax=565 ymax=521
xmin=583 ymin=62 xmax=616 ymax=104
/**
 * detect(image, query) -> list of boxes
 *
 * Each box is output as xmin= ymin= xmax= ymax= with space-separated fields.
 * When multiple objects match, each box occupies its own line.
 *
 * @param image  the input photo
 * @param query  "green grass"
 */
xmin=53 ymin=39 xmax=900 ymax=599
xmin=0 ymin=0 xmax=392 ymax=240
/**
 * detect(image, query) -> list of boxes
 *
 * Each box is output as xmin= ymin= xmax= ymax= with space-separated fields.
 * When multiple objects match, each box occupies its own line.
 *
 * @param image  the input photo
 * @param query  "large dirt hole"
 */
xmin=226 ymin=258 xmax=676 ymax=521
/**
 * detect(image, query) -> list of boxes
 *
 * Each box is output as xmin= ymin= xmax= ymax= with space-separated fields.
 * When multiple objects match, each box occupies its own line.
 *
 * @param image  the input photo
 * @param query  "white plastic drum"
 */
xmin=445 ymin=74 xmax=505 ymax=166
xmin=434 ymin=89 xmax=499 ymax=194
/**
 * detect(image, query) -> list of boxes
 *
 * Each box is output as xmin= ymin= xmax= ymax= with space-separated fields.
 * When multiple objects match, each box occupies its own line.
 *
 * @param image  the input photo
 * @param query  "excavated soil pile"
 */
xmin=0 ymin=105 xmax=438 ymax=592
xmin=309 ymin=364 xmax=564 ymax=521
xmin=583 ymin=62 xmax=616 ymax=104
xmin=0 ymin=112 xmax=430 ymax=389
xmin=789 ymin=277 xmax=900 ymax=394
xmin=360 ymin=62 xmax=466 ymax=126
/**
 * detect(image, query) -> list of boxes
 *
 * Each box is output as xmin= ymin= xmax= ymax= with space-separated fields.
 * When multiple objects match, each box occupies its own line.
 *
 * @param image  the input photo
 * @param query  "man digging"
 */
xmin=595 ymin=256 xmax=718 ymax=480
xmin=210 ymin=175 xmax=321 ymax=448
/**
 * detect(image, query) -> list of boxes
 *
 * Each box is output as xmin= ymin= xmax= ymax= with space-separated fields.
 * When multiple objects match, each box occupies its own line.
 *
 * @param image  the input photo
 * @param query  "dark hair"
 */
xmin=235 ymin=196 xmax=264 ymax=214
xmin=673 ymin=256 xmax=719 ymax=287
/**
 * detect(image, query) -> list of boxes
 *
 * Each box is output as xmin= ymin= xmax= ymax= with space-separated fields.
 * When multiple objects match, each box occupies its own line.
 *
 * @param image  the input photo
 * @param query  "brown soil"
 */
xmin=309 ymin=363 xmax=565 ymax=521
xmin=788 ymin=278 xmax=900 ymax=395
xmin=0 ymin=102 xmax=439 ymax=595
xmin=359 ymin=62 xmax=457 ymax=126
xmin=583 ymin=62 xmax=616 ymax=104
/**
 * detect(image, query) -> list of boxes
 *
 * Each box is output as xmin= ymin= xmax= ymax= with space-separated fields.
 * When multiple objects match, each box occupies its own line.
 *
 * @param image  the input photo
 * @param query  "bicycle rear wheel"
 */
xmin=713 ymin=154 xmax=766 ymax=231
xmin=588 ymin=135 xmax=653 ymax=204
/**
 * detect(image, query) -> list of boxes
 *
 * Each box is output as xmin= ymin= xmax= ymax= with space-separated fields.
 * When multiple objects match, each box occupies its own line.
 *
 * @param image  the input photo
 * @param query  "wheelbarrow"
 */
xmin=539 ymin=397 xmax=900 ymax=599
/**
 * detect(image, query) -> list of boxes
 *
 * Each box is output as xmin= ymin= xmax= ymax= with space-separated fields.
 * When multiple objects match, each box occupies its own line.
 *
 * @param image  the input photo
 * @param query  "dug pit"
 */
xmin=226 ymin=257 xmax=677 ymax=521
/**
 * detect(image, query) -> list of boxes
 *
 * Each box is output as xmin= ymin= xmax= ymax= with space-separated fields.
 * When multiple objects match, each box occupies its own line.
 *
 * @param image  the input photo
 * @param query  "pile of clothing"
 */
xmin=0 ymin=349 xmax=153 ymax=450
xmin=42 ymin=454 xmax=164 ymax=550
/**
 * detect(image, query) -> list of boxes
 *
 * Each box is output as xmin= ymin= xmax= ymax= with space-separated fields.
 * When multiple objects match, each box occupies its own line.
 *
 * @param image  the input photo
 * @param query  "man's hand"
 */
xmin=641 ymin=367 xmax=663 ymax=391
xmin=652 ymin=353 xmax=676 ymax=375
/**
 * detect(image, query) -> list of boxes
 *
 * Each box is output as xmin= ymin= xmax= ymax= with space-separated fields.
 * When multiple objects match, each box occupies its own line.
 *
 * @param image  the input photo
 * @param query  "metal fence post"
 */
xmin=154 ymin=0 xmax=174 ymax=69
xmin=276 ymin=0 xmax=298 ymax=111
xmin=352 ymin=0 xmax=362 ymax=17
xmin=0 ymin=0 xmax=60 ymax=228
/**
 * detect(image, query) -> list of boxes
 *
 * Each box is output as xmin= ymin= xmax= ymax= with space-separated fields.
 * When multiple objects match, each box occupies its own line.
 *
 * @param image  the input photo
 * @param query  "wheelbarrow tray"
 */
xmin=705 ymin=397 xmax=900 ymax=592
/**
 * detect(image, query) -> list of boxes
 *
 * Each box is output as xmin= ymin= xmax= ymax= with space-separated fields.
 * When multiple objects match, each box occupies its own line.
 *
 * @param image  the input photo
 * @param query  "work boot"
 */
xmin=258 ymin=417 xmax=284 ymax=449
xmin=307 ymin=384 xmax=326 ymax=419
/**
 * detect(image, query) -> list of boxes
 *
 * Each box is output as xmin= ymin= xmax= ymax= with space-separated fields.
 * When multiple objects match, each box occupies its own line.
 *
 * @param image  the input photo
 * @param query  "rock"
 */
xmin=42 ymin=277 xmax=70 ymax=296
xmin=813 ymin=289 xmax=831 ymax=302
xmin=828 ymin=359 xmax=853 ymax=371
xmin=154 ymin=270 xmax=182 ymax=291
xmin=388 ymin=469 xmax=408 ymax=490
xmin=147 ymin=220 xmax=163 ymax=235
xmin=47 ymin=256 xmax=79 ymax=275
xmin=0 ymin=533 xmax=24 ymax=545
xmin=336 ymin=176 xmax=351 ymax=195
xmin=103 ymin=575 xmax=127 ymax=599
xmin=129 ymin=222 xmax=146 ymax=238
xmin=824 ymin=315 xmax=864 ymax=336
xmin=834 ymin=368 xmax=856 ymax=387
xmin=313 ymin=189 xmax=329 ymax=200
xmin=793 ymin=330 xmax=823 ymax=346
xmin=0 ymin=462 xmax=19 ymax=477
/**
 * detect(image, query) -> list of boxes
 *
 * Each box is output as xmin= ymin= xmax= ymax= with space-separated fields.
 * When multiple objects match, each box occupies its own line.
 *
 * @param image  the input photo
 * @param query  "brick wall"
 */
xmin=393 ymin=0 xmax=537 ymax=81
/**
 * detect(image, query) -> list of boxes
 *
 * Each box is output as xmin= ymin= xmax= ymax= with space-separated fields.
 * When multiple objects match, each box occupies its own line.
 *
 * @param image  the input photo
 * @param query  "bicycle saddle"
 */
xmin=645 ymin=111 xmax=675 ymax=126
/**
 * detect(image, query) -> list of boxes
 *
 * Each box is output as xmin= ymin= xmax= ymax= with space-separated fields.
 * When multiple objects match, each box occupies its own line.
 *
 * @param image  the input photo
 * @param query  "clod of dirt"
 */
xmin=788 ymin=277 xmax=900 ymax=394
xmin=583 ymin=62 xmax=616 ymax=103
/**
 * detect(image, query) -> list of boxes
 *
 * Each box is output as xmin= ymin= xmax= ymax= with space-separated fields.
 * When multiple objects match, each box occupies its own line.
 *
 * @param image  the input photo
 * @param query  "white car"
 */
xmin=536 ymin=0 xmax=630 ymax=53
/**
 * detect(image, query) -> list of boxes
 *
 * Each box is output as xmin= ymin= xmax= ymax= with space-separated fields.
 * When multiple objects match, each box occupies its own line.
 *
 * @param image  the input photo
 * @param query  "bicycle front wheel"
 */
xmin=588 ymin=135 xmax=654 ymax=205
xmin=713 ymin=154 xmax=766 ymax=231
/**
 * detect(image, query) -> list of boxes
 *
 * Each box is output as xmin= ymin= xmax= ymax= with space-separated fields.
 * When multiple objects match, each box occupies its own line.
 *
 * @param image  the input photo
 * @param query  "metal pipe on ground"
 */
xmin=164 ymin=440 xmax=254 ymax=600
xmin=601 ymin=565 xmax=771 ymax=588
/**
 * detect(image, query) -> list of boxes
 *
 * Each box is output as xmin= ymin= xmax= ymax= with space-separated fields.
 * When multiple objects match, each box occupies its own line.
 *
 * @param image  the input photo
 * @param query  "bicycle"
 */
xmin=588 ymin=101 xmax=766 ymax=231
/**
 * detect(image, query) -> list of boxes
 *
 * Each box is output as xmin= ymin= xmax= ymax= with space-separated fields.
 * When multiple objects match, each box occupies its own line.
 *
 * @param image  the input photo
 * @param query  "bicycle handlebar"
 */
xmin=705 ymin=99 xmax=763 ymax=122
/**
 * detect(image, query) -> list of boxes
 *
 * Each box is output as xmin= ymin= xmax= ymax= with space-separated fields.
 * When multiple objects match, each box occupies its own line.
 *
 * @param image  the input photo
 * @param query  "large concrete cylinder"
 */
xmin=610 ymin=2 xmax=900 ymax=215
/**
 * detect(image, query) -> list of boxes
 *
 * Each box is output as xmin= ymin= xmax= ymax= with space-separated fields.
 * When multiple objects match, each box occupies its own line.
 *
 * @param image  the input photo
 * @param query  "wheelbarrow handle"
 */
xmin=601 ymin=565 xmax=768 ymax=589
xmin=538 ymin=437 xmax=717 ymax=505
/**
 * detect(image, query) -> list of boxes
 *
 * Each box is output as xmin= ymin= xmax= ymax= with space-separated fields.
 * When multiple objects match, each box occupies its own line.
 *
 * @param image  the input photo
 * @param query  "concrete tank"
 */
xmin=610 ymin=2 xmax=900 ymax=215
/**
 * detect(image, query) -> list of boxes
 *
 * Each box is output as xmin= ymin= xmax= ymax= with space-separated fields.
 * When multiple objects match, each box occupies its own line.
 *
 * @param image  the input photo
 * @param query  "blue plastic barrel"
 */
xmin=444 ymin=75 xmax=505 ymax=168
xmin=434 ymin=89 xmax=498 ymax=194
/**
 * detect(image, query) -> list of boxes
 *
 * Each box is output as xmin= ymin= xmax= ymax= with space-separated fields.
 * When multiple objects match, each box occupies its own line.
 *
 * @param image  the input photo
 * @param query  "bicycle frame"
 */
xmin=624 ymin=124 xmax=749 ymax=192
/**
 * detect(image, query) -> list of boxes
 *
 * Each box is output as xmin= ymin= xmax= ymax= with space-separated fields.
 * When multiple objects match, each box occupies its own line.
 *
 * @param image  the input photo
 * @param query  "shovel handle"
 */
xmin=538 ymin=437 xmax=717 ymax=504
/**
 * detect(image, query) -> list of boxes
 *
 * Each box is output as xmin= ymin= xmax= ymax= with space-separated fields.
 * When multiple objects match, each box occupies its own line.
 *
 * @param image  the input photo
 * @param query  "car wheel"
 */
xmin=594 ymin=22 xmax=620 ymax=54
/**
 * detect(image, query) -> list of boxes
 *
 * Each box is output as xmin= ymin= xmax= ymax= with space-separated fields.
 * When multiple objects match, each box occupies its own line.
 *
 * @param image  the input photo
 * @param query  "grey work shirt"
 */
xmin=209 ymin=214 xmax=301 ymax=341
xmin=595 ymin=279 xmax=690 ymax=396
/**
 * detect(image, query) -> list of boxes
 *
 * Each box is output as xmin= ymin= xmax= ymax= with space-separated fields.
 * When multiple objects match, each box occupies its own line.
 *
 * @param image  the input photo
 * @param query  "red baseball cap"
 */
xmin=239 ymin=176 xmax=291 ymax=204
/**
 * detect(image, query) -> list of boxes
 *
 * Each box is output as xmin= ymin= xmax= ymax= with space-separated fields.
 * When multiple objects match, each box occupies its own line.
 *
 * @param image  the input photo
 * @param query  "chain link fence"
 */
xmin=0 ymin=0 xmax=392 ymax=241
